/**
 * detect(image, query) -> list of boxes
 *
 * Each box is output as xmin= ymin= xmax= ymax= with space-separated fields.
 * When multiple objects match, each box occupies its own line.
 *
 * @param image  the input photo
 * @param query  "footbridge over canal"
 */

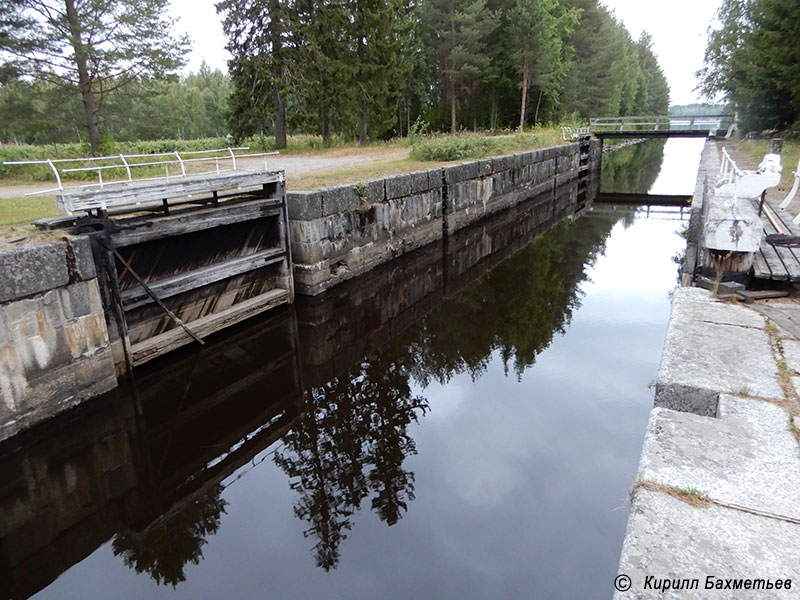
xmin=588 ymin=114 xmax=736 ymax=139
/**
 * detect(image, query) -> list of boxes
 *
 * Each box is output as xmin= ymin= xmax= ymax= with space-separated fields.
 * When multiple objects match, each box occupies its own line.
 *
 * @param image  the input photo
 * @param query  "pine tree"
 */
xmin=505 ymin=0 xmax=578 ymax=129
xmin=421 ymin=0 xmax=499 ymax=132
xmin=0 ymin=0 xmax=189 ymax=154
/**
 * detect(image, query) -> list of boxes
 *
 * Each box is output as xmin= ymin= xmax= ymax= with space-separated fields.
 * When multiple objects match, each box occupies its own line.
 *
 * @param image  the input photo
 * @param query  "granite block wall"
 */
xmin=287 ymin=140 xmax=599 ymax=295
xmin=0 ymin=238 xmax=117 ymax=441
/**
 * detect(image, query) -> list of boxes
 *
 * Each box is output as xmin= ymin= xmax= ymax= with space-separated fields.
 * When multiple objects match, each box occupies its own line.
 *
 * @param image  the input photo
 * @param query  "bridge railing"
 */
xmin=3 ymin=146 xmax=280 ymax=199
xmin=589 ymin=114 xmax=735 ymax=133
xmin=560 ymin=126 xmax=591 ymax=141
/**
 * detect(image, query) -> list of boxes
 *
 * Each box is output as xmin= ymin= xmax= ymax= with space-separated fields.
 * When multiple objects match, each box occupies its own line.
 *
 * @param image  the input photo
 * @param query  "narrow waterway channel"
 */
xmin=1 ymin=138 xmax=704 ymax=600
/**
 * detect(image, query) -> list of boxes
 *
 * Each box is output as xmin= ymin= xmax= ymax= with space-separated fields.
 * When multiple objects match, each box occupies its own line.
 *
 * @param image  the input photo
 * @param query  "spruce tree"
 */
xmin=290 ymin=0 xmax=352 ymax=141
xmin=349 ymin=0 xmax=414 ymax=144
xmin=218 ymin=0 xmax=291 ymax=147
xmin=561 ymin=0 xmax=631 ymax=118
xmin=635 ymin=32 xmax=669 ymax=114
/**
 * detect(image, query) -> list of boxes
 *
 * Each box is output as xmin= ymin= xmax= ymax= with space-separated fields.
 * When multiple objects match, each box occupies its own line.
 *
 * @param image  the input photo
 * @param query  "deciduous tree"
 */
xmin=698 ymin=0 xmax=800 ymax=131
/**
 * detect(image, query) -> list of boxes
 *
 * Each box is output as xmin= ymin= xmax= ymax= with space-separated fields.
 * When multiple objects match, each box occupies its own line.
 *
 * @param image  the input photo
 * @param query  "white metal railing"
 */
xmin=561 ymin=126 xmax=590 ymax=141
xmin=3 ymin=147 xmax=280 ymax=197
xmin=717 ymin=147 xmax=781 ymax=203
xmin=718 ymin=148 xmax=745 ymax=189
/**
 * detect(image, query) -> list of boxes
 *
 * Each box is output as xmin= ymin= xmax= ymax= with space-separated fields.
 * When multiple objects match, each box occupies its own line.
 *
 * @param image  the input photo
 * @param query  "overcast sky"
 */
xmin=169 ymin=0 xmax=723 ymax=107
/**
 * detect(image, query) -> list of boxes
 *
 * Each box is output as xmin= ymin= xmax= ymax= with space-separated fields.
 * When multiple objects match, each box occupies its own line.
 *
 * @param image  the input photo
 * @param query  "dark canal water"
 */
xmin=1 ymin=139 xmax=704 ymax=600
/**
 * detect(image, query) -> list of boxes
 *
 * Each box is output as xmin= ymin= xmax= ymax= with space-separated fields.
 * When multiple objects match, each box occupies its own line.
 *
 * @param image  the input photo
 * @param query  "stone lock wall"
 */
xmin=287 ymin=170 xmax=445 ymax=296
xmin=288 ymin=141 xmax=599 ymax=296
xmin=0 ymin=238 xmax=117 ymax=442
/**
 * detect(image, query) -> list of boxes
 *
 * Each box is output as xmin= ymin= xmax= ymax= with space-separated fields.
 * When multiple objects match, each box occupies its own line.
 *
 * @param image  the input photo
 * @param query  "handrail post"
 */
xmin=228 ymin=147 xmax=237 ymax=171
xmin=46 ymin=159 xmax=63 ymax=192
xmin=119 ymin=154 xmax=132 ymax=181
xmin=174 ymin=151 xmax=186 ymax=177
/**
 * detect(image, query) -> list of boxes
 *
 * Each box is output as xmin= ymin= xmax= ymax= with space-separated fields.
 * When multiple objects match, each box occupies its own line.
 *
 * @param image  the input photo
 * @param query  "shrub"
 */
xmin=410 ymin=135 xmax=499 ymax=161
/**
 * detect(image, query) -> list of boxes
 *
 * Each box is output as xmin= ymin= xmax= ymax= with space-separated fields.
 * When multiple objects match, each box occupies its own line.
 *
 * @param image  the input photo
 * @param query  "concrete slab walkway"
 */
xmin=614 ymin=288 xmax=800 ymax=598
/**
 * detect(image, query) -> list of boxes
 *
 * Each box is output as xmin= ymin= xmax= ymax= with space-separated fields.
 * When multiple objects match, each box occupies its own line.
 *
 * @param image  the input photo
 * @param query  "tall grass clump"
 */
xmin=410 ymin=128 xmax=566 ymax=162
xmin=410 ymin=134 xmax=500 ymax=161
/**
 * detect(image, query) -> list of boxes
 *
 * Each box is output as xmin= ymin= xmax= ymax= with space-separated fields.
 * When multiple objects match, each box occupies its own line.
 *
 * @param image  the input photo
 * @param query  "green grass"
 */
xmin=0 ymin=134 xmax=412 ymax=182
xmin=0 ymin=195 xmax=58 ymax=226
xmin=410 ymin=128 xmax=565 ymax=162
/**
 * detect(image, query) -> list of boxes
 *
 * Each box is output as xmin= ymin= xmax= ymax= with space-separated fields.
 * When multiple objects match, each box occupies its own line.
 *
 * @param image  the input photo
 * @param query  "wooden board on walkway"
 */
xmin=755 ymin=198 xmax=800 ymax=282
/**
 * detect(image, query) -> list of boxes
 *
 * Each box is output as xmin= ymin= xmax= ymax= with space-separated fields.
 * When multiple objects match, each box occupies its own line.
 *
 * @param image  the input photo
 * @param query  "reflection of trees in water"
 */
xmin=110 ymin=207 xmax=627 ymax=580
xmin=276 ymin=210 xmax=626 ymax=572
xmin=405 ymin=212 xmax=623 ymax=383
xmin=274 ymin=354 xmax=428 ymax=570
xmin=601 ymin=140 xmax=666 ymax=194
xmin=112 ymin=486 xmax=228 ymax=587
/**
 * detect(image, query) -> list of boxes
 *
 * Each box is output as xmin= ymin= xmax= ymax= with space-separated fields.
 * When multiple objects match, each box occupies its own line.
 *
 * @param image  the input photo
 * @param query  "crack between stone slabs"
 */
xmin=638 ymin=481 xmax=800 ymax=526
xmin=698 ymin=320 xmax=766 ymax=331
xmin=708 ymin=498 xmax=800 ymax=527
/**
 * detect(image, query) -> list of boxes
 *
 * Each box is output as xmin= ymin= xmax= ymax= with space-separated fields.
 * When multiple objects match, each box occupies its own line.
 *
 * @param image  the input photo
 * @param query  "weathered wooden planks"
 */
xmin=131 ymin=287 xmax=291 ymax=365
xmin=753 ymin=248 xmax=776 ymax=280
xmin=111 ymin=198 xmax=283 ymax=247
xmin=755 ymin=198 xmax=800 ymax=281
xmin=120 ymin=247 xmax=286 ymax=310
xmin=57 ymin=171 xmax=283 ymax=213
xmin=77 ymin=168 xmax=296 ymax=367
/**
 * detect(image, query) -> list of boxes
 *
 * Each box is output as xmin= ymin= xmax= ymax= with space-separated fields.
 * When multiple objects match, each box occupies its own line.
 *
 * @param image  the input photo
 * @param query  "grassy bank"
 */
xmin=0 ymin=196 xmax=57 ymax=227
xmin=0 ymin=128 xmax=567 ymax=231
xmin=409 ymin=128 xmax=565 ymax=161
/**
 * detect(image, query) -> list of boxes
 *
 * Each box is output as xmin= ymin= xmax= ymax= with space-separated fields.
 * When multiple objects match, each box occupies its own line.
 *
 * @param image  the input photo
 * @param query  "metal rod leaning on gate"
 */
xmin=101 ymin=239 xmax=205 ymax=346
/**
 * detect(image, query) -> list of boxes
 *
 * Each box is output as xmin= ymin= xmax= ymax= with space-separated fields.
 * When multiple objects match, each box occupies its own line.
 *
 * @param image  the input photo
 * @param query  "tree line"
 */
xmin=0 ymin=63 xmax=231 ymax=147
xmin=220 ymin=0 xmax=670 ymax=146
xmin=1 ymin=0 xmax=670 ymax=152
xmin=698 ymin=0 xmax=799 ymax=132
